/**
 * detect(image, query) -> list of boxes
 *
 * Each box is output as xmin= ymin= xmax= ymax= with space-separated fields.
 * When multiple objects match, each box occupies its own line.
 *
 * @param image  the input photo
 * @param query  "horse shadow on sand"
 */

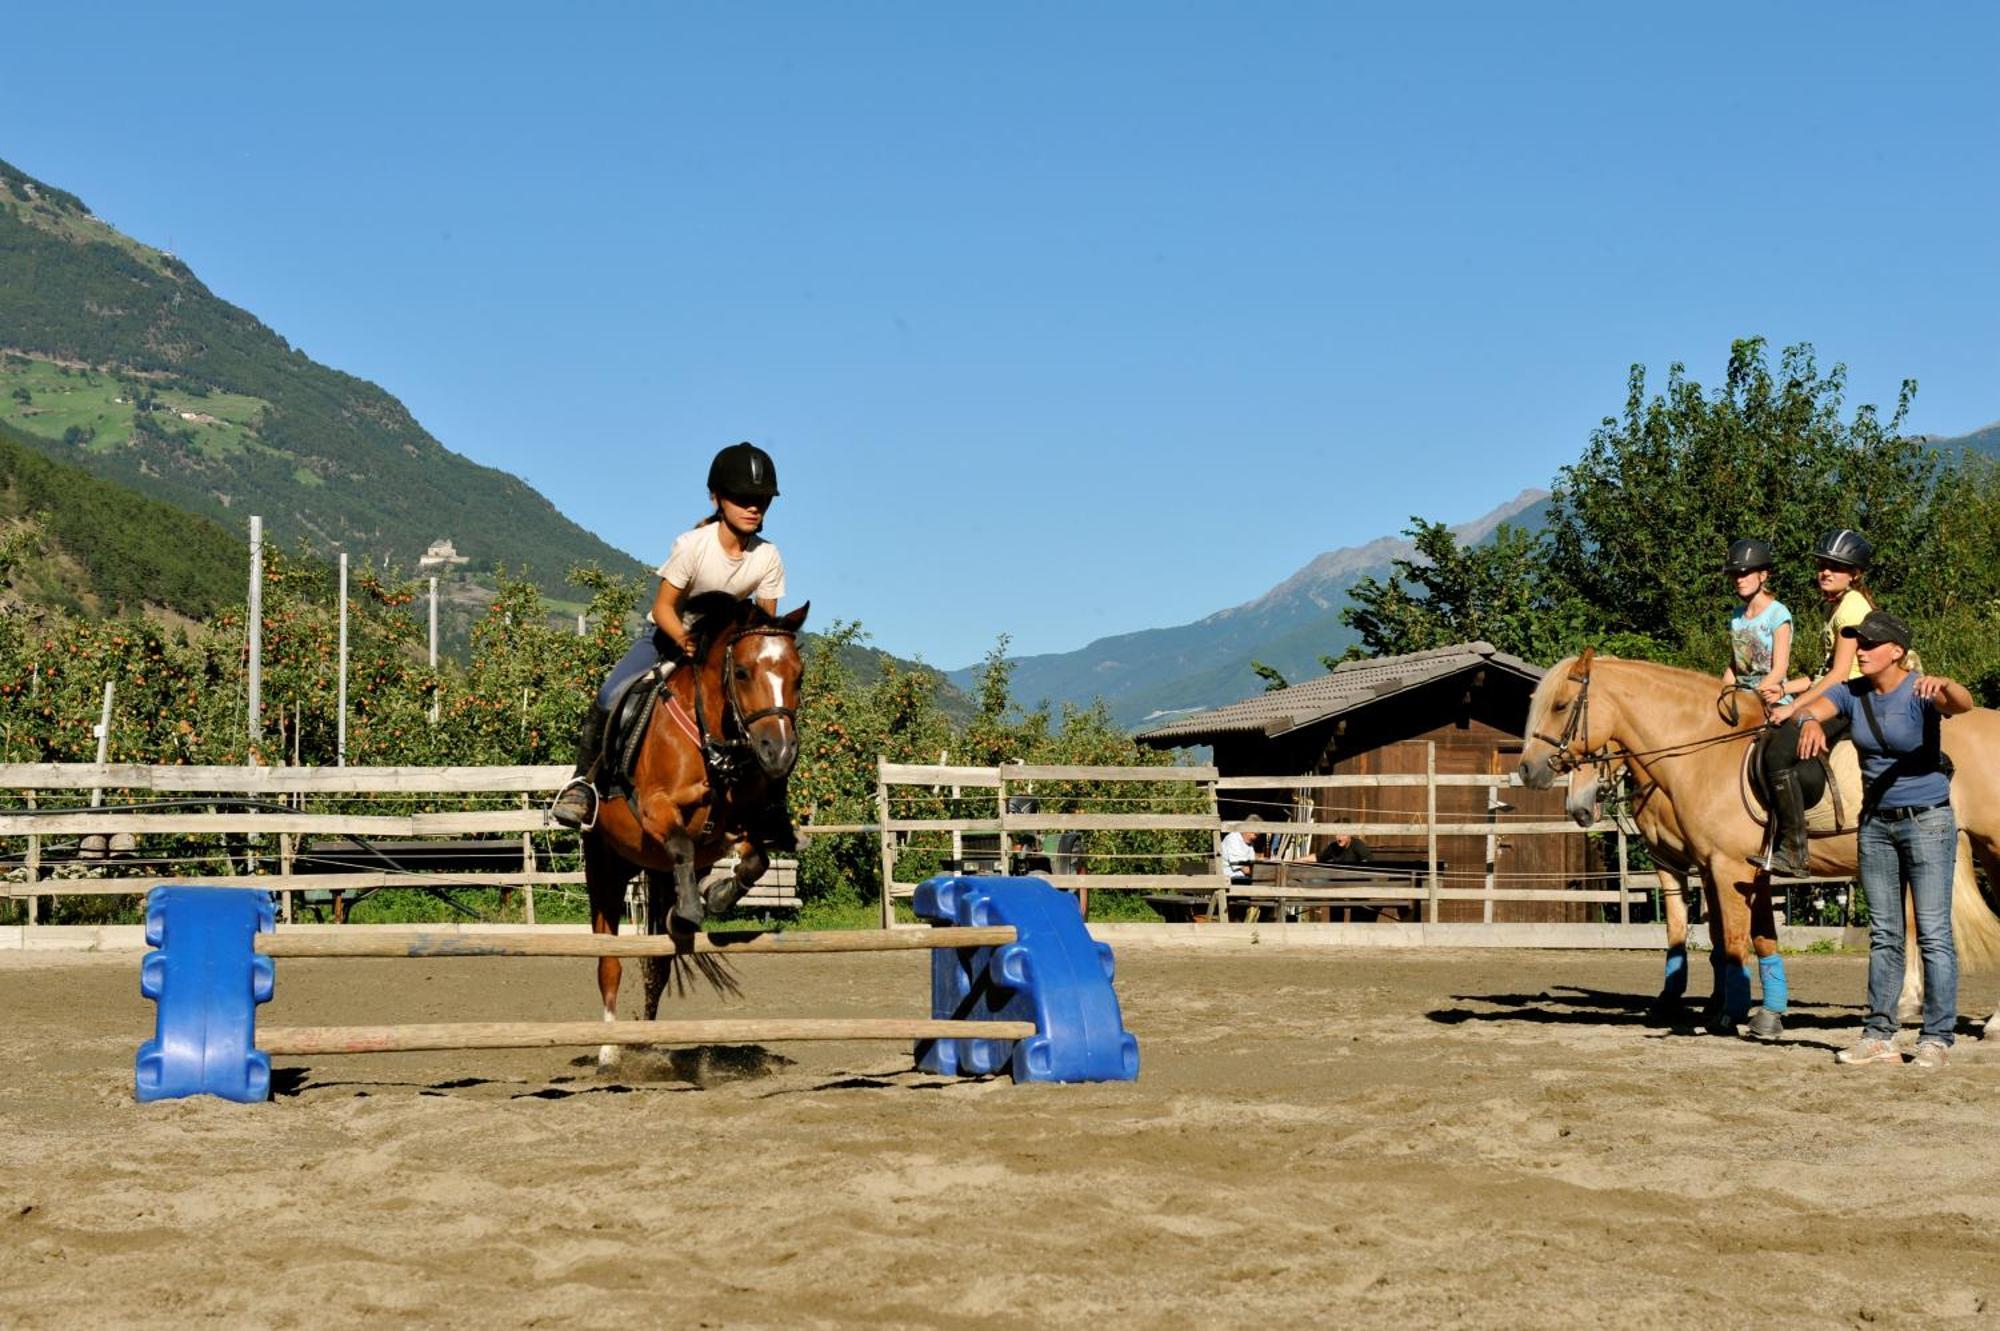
xmin=1426 ymin=985 xmax=1878 ymax=1051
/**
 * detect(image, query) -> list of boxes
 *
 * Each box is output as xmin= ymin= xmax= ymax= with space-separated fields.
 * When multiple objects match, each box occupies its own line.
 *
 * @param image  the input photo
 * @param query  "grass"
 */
xmin=0 ymin=355 xmax=270 ymax=460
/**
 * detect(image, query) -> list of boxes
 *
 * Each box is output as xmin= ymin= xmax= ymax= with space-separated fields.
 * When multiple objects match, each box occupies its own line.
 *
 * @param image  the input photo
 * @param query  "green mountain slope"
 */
xmin=0 ymin=418 xmax=247 ymax=619
xmin=0 ymin=155 xmax=642 ymax=593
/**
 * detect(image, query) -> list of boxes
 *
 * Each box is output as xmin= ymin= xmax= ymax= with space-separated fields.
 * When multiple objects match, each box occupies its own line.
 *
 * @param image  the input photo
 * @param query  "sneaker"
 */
xmin=550 ymin=779 xmax=598 ymax=830
xmin=1834 ymin=1037 xmax=1903 ymax=1066
xmin=1911 ymin=1040 xmax=1951 ymax=1070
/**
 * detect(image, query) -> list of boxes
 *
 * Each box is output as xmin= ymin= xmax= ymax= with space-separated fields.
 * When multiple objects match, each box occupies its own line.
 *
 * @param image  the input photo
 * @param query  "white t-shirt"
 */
xmin=1221 ymin=830 xmax=1257 ymax=882
xmin=655 ymin=523 xmax=785 ymax=603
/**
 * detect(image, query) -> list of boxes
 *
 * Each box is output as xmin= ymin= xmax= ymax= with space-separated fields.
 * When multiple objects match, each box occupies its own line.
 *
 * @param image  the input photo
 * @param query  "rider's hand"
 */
xmin=1769 ymin=701 xmax=1797 ymax=725
xmin=1796 ymin=718 xmax=1828 ymax=760
xmin=1757 ymin=679 xmax=1785 ymax=705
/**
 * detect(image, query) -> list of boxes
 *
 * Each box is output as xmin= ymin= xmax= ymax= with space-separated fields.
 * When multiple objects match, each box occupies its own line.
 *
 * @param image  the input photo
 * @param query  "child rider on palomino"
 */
xmin=551 ymin=442 xmax=793 ymax=845
xmin=1718 ymin=537 xmax=1794 ymax=1034
xmin=1759 ymin=528 xmax=1875 ymax=876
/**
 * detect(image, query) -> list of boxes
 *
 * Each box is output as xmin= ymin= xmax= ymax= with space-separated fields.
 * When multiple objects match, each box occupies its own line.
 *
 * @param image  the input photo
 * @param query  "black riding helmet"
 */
xmin=1723 ymin=538 xmax=1775 ymax=574
xmin=1812 ymin=527 xmax=1872 ymax=571
xmin=708 ymin=441 xmax=780 ymax=500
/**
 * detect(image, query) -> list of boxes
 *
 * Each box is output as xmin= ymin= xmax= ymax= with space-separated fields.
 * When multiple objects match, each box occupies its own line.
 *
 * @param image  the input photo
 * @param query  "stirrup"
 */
xmin=551 ymin=776 xmax=600 ymax=832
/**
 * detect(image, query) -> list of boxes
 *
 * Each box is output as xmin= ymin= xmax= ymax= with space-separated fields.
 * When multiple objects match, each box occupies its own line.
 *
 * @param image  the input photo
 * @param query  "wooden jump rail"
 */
xmin=256 ymin=925 xmax=1019 ymax=958
xmin=135 ymin=877 xmax=1140 ymax=1101
xmin=259 ymin=1017 xmax=1041 ymax=1056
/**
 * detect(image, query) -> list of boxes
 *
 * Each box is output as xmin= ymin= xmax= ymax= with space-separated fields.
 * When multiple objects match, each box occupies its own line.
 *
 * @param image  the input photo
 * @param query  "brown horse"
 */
xmin=1520 ymin=652 xmax=2000 ymax=1039
xmin=582 ymin=593 xmax=809 ymax=1064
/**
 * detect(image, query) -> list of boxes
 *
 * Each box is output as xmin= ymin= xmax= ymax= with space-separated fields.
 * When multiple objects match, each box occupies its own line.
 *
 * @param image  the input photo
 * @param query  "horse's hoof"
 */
xmin=703 ymin=877 xmax=750 ymax=917
xmin=1744 ymin=1008 xmax=1785 ymax=1043
xmin=1702 ymin=1006 xmax=1737 ymax=1037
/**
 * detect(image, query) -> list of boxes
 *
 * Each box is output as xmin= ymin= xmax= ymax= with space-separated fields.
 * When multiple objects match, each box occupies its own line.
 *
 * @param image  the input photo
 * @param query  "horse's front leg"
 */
xmin=1651 ymin=868 xmax=1691 ymax=1022
xmin=704 ymin=840 xmax=768 ymax=917
xmin=666 ymin=830 xmax=705 ymax=933
xmin=1744 ymin=875 xmax=1788 ymax=1042
xmin=1703 ymin=857 xmax=1758 ymax=1035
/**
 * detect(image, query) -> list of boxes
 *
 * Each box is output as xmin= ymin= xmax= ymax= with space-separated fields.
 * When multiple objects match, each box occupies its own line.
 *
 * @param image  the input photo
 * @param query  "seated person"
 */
xmin=1314 ymin=828 xmax=1373 ymax=866
xmin=1222 ymin=814 xmax=1264 ymax=884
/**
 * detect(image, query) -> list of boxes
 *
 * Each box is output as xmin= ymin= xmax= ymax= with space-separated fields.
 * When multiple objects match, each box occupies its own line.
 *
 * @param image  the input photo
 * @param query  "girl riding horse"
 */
xmin=554 ymin=440 xmax=793 ymax=851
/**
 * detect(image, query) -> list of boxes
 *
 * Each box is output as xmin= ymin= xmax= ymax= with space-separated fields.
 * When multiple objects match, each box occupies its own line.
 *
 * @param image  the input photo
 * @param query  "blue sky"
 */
xmin=6 ymin=4 xmax=1997 ymax=667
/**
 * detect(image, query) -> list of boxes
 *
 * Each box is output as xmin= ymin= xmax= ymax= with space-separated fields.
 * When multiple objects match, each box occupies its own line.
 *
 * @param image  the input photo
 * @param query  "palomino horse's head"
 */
xmin=1517 ymin=648 xmax=1614 ymax=798
xmin=690 ymin=594 xmax=811 ymax=779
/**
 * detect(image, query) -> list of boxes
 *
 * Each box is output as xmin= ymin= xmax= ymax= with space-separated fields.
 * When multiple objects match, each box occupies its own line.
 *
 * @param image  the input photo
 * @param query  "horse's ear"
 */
xmin=1567 ymin=646 xmax=1596 ymax=681
xmin=781 ymin=601 xmax=809 ymax=632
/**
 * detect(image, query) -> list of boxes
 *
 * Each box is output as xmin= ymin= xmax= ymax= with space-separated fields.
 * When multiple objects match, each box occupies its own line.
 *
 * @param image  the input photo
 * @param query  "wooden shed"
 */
xmin=1136 ymin=642 xmax=1598 ymax=922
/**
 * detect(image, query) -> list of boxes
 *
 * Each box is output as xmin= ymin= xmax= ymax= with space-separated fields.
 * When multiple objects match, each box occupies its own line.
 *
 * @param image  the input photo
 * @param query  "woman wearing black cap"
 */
xmin=553 ymin=442 xmax=788 ymax=829
xmin=1794 ymin=608 xmax=1972 ymax=1068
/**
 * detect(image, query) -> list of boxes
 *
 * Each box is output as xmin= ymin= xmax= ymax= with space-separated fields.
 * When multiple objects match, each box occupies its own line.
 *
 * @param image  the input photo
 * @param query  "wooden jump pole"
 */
xmin=258 ymin=1017 xmax=1041 ymax=1056
xmin=254 ymin=925 xmax=1018 ymax=959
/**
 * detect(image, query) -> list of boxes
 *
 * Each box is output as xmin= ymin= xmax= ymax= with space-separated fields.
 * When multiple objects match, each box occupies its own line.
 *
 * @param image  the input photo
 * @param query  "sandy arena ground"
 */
xmin=3 ymin=942 xmax=1999 ymax=1329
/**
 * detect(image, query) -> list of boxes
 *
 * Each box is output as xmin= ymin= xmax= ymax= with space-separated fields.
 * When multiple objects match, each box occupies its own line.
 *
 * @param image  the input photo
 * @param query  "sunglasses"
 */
xmin=1814 ymin=560 xmax=1856 ymax=573
xmin=719 ymin=493 xmax=770 ymax=509
xmin=1854 ymin=637 xmax=1900 ymax=651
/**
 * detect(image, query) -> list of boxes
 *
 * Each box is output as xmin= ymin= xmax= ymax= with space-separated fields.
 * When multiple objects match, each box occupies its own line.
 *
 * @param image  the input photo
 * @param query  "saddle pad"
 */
xmin=1741 ymin=739 xmax=1862 ymax=836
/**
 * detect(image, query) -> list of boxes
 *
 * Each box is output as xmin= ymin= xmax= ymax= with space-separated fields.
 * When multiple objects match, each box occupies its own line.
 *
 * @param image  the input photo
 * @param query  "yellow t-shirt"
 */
xmin=1821 ymin=589 xmax=1871 ymax=680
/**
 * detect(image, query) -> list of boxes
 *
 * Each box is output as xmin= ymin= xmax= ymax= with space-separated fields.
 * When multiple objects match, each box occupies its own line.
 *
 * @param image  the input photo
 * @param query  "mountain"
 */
xmin=1928 ymin=421 xmax=2000 ymax=459
xmin=0 ymin=156 xmax=643 ymax=595
xmin=947 ymin=488 xmax=1550 ymax=728
xmin=0 ymin=417 xmax=248 ymax=621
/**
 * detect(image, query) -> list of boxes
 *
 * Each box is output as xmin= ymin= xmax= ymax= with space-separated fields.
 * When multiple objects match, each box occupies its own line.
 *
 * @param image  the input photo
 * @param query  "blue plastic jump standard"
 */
xmin=134 ymin=886 xmax=276 ymax=1103
xmin=913 ymin=875 xmax=1140 ymax=1083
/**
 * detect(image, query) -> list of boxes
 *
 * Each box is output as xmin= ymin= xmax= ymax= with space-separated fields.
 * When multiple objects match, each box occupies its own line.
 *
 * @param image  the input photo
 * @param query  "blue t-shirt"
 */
xmin=1729 ymin=600 xmax=1793 ymax=701
xmin=1828 ymin=673 xmax=1951 ymax=810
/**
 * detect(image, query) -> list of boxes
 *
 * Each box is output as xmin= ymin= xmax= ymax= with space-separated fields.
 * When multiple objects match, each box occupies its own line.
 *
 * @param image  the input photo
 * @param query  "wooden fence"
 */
xmin=3 ymin=754 xmax=1811 ymax=931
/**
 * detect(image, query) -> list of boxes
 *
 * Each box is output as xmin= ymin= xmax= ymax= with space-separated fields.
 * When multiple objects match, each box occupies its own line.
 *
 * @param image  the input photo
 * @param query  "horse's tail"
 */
xmin=643 ymin=951 xmax=744 ymax=1004
xmin=1950 ymin=832 xmax=2000 ymax=974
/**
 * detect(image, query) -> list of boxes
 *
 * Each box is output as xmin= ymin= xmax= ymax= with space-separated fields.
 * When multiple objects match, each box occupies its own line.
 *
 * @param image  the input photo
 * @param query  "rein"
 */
xmin=1532 ymin=650 xmax=1766 ymax=777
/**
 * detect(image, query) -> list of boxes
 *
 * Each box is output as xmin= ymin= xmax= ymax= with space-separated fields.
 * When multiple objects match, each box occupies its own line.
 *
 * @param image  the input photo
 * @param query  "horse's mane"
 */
xmin=683 ymin=591 xmax=793 ymax=659
xmin=1526 ymin=654 xmax=1747 ymax=736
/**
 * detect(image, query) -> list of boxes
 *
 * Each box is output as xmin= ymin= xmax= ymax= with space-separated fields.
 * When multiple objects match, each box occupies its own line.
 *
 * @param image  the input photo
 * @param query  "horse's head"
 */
xmin=1517 ymin=648 xmax=1613 ymax=792
xmin=711 ymin=599 xmax=810 ymax=778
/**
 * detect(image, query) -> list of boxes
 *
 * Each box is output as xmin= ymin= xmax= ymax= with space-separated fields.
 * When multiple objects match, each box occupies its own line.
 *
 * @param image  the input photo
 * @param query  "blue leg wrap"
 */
xmin=1708 ymin=952 xmax=1753 ymax=1022
xmin=1757 ymin=953 xmax=1788 ymax=1015
xmin=1661 ymin=947 xmax=1689 ymax=1001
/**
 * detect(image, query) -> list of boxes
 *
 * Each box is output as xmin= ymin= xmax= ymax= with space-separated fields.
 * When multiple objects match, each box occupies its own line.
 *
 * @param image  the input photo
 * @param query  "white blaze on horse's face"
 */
xmin=740 ymin=634 xmax=800 ymax=776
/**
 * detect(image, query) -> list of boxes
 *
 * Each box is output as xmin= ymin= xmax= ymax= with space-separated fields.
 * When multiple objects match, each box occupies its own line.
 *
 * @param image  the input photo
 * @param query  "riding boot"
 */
xmin=551 ymin=702 xmax=609 ymax=829
xmin=1749 ymin=768 xmax=1809 ymax=878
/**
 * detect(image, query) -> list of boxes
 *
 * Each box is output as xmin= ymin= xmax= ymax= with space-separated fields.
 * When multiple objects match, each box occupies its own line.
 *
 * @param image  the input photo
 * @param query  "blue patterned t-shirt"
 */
xmin=1729 ymin=600 xmax=1793 ymax=701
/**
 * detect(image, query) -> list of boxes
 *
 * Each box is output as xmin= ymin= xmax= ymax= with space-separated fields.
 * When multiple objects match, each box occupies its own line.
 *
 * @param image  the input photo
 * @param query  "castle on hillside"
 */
xmin=417 ymin=538 xmax=469 ymax=569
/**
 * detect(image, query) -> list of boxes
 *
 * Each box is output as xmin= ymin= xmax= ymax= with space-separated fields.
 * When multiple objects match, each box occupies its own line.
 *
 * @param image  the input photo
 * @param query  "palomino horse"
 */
xmin=1520 ymin=651 xmax=2000 ymax=1039
xmin=583 ymin=593 xmax=810 ymax=1063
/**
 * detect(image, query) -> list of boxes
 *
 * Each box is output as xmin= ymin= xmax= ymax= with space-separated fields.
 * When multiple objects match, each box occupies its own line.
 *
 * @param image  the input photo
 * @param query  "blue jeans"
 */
xmin=596 ymin=626 xmax=676 ymax=710
xmin=1858 ymin=805 xmax=1958 ymax=1044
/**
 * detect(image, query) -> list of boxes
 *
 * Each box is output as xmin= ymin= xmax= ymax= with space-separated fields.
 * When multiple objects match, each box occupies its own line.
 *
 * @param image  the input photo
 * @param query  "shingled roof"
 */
xmin=1135 ymin=641 xmax=1544 ymax=747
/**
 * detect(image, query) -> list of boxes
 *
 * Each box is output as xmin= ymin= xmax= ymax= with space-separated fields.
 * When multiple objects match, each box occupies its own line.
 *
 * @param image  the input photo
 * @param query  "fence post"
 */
xmin=336 ymin=552 xmax=348 ymax=767
xmin=875 ymin=757 xmax=896 ymax=929
xmin=1482 ymin=781 xmax=1500 ymax=925
xmin=23 ymin=788 xmax=38 ymax=927
xmin=521 ymin=793 xmax=537 ymax=925
xmin=1425 ymin=742 xmax=1439 ymax=924
xmin=1206 ymin=773 xmax=1227 ymax=921
xmin=1616 ymin=824 xmax=1630 ymax=925
xmin=248 ymin=516 xmax=263 ymax=746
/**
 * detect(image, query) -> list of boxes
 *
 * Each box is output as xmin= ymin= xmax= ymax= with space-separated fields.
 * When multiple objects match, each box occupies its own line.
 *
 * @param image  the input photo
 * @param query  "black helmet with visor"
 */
xmin=1723 ymin=538 xmax=1775 ymax=575
xmin=1812 ymin=528 xmax=1872 ymax=571
xmin=708 ymin=442 xmax=780 ymax=501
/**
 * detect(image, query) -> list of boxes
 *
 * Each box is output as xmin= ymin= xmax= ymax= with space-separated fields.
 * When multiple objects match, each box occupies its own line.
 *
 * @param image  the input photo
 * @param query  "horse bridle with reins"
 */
xmin=688 ymin=622 xmax=801 ymax=783
xmin=1532 ymin=646 xmax=1768 ymax=781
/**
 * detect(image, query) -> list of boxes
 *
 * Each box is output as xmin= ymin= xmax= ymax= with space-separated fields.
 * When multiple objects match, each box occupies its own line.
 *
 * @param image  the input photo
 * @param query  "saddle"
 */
xmin=1740 ymin=737 xmax=1862 ymax=836
xmin=597 ymin=664 xmax=704 ymax=812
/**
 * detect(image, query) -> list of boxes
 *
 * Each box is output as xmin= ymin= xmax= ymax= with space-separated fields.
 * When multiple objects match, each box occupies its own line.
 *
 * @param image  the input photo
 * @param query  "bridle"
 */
xmin=1531 ymin=647 xmax=1766 ymax=779
xmin=1531 ymin=649 xmax=1605 ymax=777
xmin=688 ymin=620 xmax=801 ymax=782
